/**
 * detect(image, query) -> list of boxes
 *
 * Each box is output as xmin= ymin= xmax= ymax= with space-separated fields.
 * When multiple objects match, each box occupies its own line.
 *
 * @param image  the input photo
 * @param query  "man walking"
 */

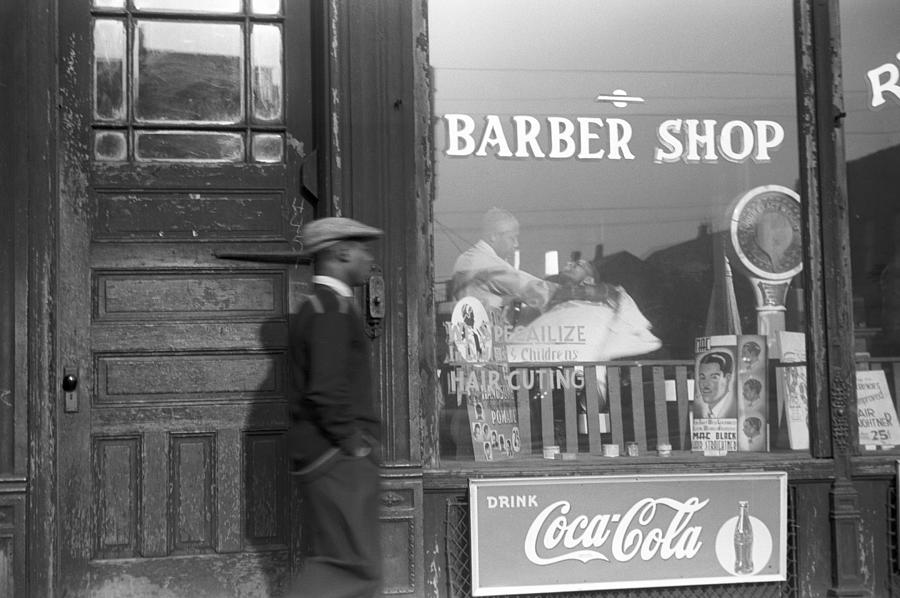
xmin=287 ymin=216 xmax=383 ymax=598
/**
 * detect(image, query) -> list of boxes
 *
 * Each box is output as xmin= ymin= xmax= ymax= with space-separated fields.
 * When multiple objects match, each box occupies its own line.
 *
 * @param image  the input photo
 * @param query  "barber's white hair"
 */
xmin=481 ymin=207 xmax=518 ymax=238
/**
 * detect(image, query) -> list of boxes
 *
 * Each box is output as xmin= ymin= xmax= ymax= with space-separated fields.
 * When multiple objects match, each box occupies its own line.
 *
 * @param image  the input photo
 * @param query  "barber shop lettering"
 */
xmin=523 ymin=497 xmax=708 ymax=565
xmin=443 ymin=114 xmax=786 ymax=164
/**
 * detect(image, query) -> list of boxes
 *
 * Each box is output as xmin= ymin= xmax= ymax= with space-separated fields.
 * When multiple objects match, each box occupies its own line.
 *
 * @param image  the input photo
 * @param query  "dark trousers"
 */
xmin=290 ymin=453 xmax=382 ymax=598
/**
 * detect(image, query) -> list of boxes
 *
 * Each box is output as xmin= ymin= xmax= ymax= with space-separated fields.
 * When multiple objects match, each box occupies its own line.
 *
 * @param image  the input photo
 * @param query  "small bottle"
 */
xmin=734 ymin=500 xmax=754 ymax=574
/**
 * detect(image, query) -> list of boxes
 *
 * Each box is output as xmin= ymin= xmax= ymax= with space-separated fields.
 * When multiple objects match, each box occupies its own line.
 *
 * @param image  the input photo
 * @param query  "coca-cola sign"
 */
xmin=469 ymin=472 xmax=787 ymax=595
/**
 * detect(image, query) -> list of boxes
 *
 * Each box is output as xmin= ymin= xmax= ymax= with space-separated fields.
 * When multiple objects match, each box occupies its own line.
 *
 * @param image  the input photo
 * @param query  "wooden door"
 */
xmin=57 ymin=1 xmax=315 ymax=595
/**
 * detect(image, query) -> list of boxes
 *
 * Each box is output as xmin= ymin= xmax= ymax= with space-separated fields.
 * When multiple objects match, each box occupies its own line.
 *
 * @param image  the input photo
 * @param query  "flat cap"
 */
xmin=300 ymin=216 xmax=383 ymax=255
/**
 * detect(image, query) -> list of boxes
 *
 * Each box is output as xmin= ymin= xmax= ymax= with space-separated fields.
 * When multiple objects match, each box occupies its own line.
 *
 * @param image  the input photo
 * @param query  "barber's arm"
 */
xmin=552 ymin=281 xmax=621 ymax=307
xmin=482 ymin=267 xmax=557 ymax=309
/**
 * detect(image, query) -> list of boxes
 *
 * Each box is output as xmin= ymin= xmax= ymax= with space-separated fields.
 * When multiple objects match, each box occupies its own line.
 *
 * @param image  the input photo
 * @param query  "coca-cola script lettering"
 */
xmin=523 ymin=497 xmax=708 ymax=565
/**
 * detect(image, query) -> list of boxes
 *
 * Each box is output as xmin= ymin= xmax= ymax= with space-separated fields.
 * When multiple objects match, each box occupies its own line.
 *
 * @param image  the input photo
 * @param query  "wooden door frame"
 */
xmin=22 ymin=0 xmax=59 ymax=594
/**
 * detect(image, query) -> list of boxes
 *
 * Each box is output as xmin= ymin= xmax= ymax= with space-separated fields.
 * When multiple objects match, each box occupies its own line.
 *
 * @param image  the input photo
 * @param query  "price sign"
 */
xmin=857 ymin=370 xmax=900 ymax=447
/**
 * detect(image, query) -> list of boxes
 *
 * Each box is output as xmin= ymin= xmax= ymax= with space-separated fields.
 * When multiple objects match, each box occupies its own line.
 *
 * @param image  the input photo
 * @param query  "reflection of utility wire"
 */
xmin=438 ymin=94 xmax=796 ymax=102
xmin=438 ymin=203 xmax=718 ymax=215
xmin=845 ymin=129 xmax=900 ymax=135
xmin=434 ymin=218 xmax=470 ymax=253
xmin=441 ymin=215 xmax=728 ymax=227
xmin=435 ymin=66 xmax=795 ymax=77
xmin=433 ymin=110 xmax=800 ymax=120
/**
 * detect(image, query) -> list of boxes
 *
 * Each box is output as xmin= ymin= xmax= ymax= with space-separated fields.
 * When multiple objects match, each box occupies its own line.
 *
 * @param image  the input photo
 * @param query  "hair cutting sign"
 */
xmin=469 ymin=472 xmax=787 ymax=596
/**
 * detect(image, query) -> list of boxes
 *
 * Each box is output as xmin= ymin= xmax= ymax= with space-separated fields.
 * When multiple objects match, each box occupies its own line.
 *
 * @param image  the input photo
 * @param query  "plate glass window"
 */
xmin=841 ymin=0 xmax=900 ymax=451
xmin=429 ymin=0 xmax=808 ymax=465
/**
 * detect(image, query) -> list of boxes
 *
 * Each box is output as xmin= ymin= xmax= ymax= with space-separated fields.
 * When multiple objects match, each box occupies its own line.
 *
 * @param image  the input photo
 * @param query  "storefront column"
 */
xmin=804 ymin=0 xmax=868 ymax=595
xmin=829 ymin=478 xmax=867 ymax=597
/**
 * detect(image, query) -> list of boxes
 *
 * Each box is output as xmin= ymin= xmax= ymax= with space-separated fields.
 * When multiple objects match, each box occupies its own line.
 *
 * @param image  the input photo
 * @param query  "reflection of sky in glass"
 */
xmin=138 ymin=20 xmax=242 ymax=56
xmin=840 ymin=0 xmax=900 ymax=161
xmin=429 ymin=0 xmax=800 ymax=282
xmin=251 ymin=24 xmax=283 ymax=122
xmin=133 ymin=0 xmax=241 ymax=13
xmin=93 ymin=19 xmax=126 ymax=120
xmin=252 ymin=0 xmax=282 ymax=15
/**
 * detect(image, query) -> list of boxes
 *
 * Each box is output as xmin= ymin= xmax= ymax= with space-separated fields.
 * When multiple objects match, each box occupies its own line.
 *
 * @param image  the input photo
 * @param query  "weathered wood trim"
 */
xmin=413 ymin=0 xmax=438 ymax=472
xmin=795 ymin=0 xmax=833 ymax=460
xmin=26 ymin=0 xmax=59 ymax=594
xmin=0 ymin=0 xmax=20 ymax=477
xmin=812 ymin=0 xmax=857 ymax=465
xmin=0 ymin=488 xmax=26 ymax=598
xmin=380 ymin=473 xmax=424 ymax=597
xmin=411 ymin=0 xmax=434 ymax=470
xmin=331 ymin=0 xmax=420 ymax=467
xmin=805 ymin=0 xmax=866 ymax=595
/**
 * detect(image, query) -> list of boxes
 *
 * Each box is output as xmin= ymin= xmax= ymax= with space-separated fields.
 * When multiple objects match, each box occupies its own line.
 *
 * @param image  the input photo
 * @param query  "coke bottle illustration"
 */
xmin=734 ymin=500 xmax=754 ymax=574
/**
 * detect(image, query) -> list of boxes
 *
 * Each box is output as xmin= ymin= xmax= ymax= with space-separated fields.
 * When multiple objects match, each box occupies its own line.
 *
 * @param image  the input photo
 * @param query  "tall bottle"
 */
xmin=734 ymin=500 xmax=754 ymax=574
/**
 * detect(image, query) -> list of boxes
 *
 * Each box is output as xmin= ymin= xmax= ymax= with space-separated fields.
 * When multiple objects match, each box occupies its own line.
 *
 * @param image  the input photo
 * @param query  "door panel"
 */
xmin=58 ymin=1 xmax=312 ymax=595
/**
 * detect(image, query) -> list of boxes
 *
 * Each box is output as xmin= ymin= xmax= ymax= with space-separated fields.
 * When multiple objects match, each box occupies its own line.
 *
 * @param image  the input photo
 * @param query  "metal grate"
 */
xmin=889 ymin=479 xmax=900 ymax=595
xmin=445 ymin=487 xmax=798 ymax=598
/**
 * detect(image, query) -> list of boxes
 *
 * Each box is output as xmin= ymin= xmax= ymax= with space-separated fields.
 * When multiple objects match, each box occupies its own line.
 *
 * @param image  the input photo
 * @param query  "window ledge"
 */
xmin=424 ymin=451 xmax=833 ymax=490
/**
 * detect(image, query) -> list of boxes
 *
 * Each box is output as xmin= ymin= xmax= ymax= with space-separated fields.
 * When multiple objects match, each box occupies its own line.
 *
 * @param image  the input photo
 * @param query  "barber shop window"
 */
xmin=91 ymin=0 xmax=284 ymax=163
xmin=842 ymin=0 xmax=900 ymax=452
xmin=429 ymin=0 xmax=809 ymax=465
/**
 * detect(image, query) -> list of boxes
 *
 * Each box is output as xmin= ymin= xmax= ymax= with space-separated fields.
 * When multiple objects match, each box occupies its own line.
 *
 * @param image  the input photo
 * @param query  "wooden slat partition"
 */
xmin=562 ymin=383 xmax=578 ymax=454
xmin=583 ymin=366 xmax=603 ymax=454
xmin=629 ymin=366 xmax=647 ymax=450
xmin=506 ymin=360 xmax=696 ymax=456
xmin=514 ymin=370 xmax=532 ymax=455
xmin=652 ymin=366 xmax=669 ymax=449
xmin=607 ymin=367 xmax=625 ymax=447
xmin=676 ymin=365 xmax=691 ymax=450
xmin=539 ymin=368 xmax=555 ymax=449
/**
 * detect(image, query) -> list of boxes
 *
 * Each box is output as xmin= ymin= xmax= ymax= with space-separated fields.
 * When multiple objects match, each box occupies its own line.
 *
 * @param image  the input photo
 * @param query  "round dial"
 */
xmin=730 ymin=185 xmax=802 ymax=280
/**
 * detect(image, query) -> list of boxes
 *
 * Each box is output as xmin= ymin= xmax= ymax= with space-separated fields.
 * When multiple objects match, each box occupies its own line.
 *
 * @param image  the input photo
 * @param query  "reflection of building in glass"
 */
xmin=848 ymin=144 xmax=900 ymax=355
xmin=252 ymin=65 xmax=282 ymax=120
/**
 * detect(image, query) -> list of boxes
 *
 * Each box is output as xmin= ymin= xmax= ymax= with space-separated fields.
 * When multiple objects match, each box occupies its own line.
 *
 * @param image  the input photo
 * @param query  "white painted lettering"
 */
xmin=513 ymin=115 xmax=545 ymax=158
xmin=444 ymin=114 xmax=476 ymax=156
xmin=549 ymin=117 xmax=577 ymax=158
xmin=718 ymin=120 xmax=754 ymax=162
xmin=685 ymin=119 xmax=718 ymax=163
xmin=577 ymin=117 xmax=605 ymax=159
xmin=476 ymin=115 xmax=513 ymax=157
xmin=654 ymin=119 xmax=684 ymax=163
xmin=868 ymin=59 xmax=900 ymax=109
xmin=753 ymin=120 xmax=784 ymax=162
xmin=607 ymin=118 xmax=635 ymax=160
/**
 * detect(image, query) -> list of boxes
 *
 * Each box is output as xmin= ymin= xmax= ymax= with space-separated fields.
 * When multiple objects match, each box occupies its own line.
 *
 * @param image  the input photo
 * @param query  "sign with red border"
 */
xmin=469 ymin=472 xmax=787 ymax=596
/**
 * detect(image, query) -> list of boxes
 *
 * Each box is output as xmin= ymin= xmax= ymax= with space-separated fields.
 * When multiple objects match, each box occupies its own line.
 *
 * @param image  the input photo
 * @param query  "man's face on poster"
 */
xmin=743 ymin=418 xmax=760 ymax=438
xmin=741 ymin=343 xmax=760 ymax=369
xmin=698 ymin=360 xmax=731 ymax=406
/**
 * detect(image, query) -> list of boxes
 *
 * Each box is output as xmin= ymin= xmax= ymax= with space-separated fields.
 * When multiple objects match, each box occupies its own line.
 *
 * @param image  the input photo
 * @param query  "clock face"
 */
xmin=730 ymin=185 xmax=802 ymax=280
